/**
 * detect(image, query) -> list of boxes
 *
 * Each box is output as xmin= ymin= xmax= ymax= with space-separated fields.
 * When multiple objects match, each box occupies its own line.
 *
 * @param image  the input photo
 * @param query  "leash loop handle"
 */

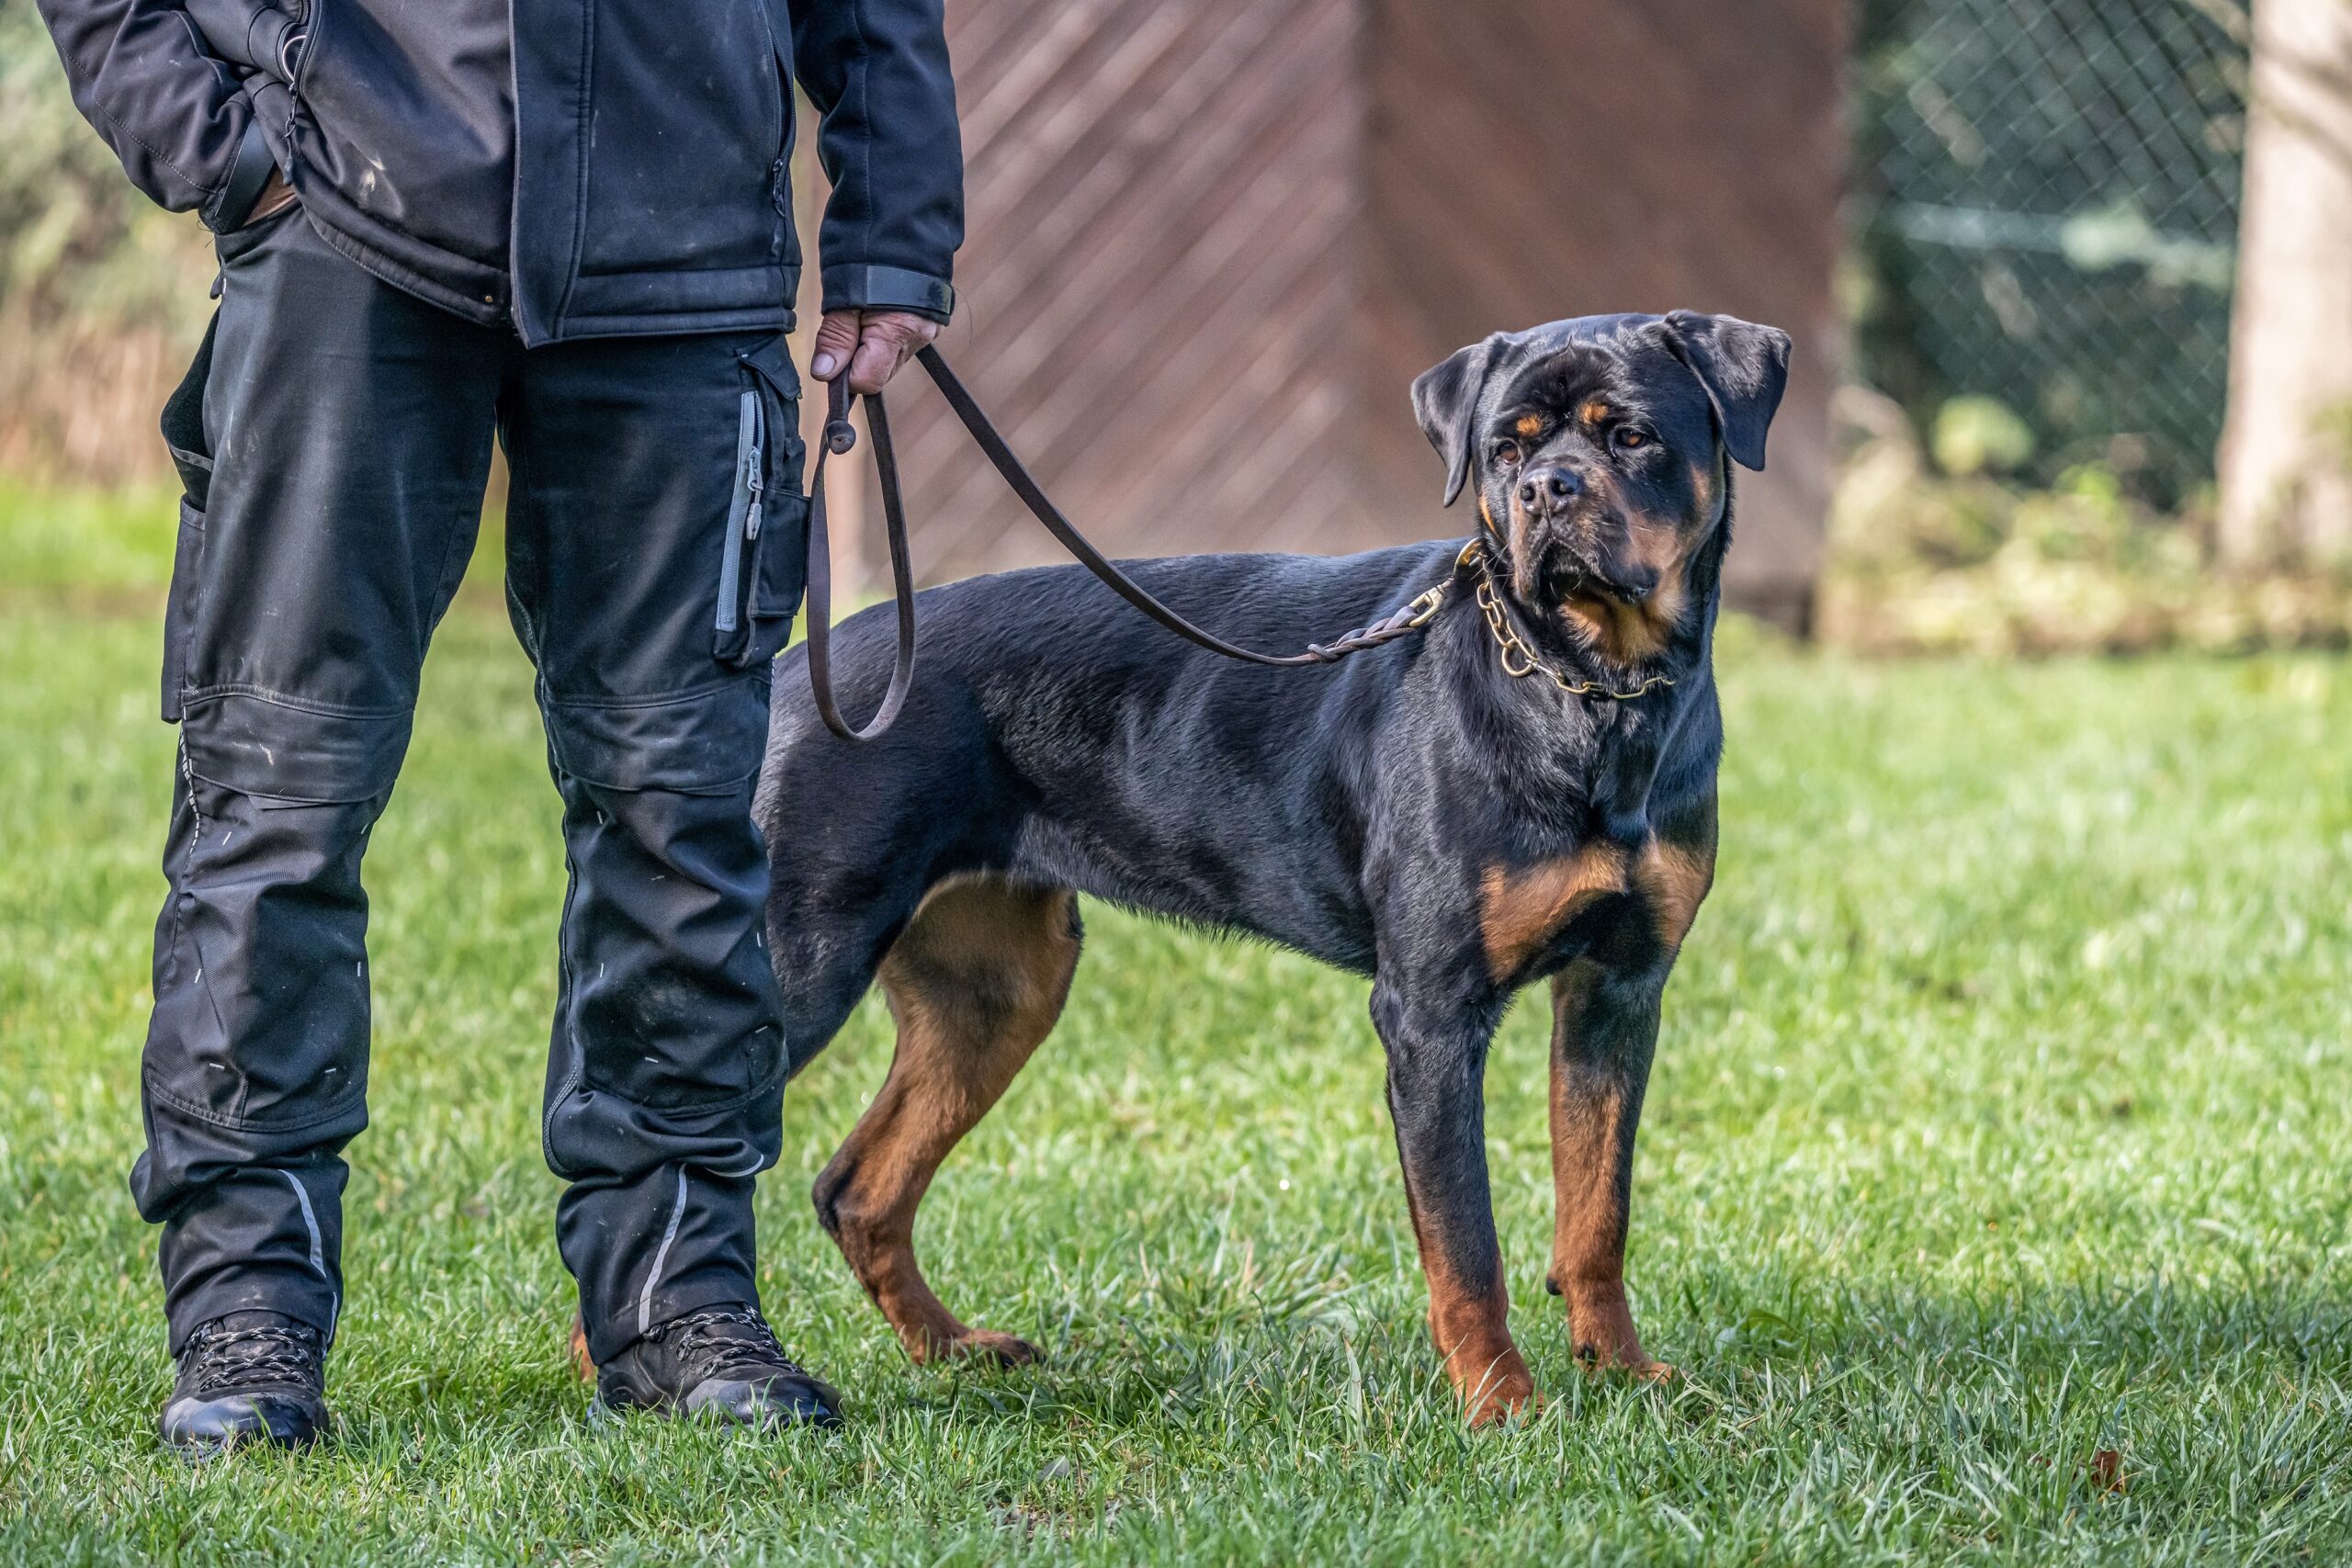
xmin=802 ymin=373 xmax=918 ymax=743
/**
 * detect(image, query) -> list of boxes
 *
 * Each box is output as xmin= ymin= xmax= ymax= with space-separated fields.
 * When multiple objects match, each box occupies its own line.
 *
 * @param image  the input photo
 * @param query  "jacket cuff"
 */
xmin=820 ymin=264 xmax=956 ymax=324
xmin=202 ymin=115 xmax=279 ymax=234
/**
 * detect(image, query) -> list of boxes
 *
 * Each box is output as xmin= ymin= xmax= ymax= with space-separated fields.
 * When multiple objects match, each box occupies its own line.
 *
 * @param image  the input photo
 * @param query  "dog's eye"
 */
xmin=1613 ymin=428 xmax=1650 ymax=450
xmin=1491 ymin=439 xmax=1522 ymax=466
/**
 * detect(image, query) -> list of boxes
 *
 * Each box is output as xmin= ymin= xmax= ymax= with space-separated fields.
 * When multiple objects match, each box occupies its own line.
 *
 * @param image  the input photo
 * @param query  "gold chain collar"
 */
xmin=1445 ymin=536 xmax=1676 ymax=701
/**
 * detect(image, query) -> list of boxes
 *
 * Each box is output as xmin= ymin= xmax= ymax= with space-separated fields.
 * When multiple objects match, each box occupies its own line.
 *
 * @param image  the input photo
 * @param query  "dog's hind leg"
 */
xmin=811 ymin=875 xmax=1080 ymax=1366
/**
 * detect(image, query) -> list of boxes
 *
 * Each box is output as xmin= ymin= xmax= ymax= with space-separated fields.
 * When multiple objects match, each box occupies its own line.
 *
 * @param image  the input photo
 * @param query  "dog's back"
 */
xmin=755 ymin=539 xmax=1467 ymax=1058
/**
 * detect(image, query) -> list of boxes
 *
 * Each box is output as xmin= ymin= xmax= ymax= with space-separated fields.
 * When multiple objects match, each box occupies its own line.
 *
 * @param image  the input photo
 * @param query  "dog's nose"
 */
xmin=1516 ymin=467 xmax=1581 ymax=516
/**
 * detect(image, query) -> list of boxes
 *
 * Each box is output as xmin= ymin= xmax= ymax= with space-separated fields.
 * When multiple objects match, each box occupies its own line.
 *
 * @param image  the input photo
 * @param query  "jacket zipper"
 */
xmin=288 ymin=0 xmax=322 ymax=95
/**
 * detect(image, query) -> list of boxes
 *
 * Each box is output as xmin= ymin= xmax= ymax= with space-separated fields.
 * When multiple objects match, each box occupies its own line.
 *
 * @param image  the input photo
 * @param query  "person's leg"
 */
xmin=132 ymin=208 xmax=502 ymax=1394
xmin=501 ymin=329 xmax=820 ymax=1417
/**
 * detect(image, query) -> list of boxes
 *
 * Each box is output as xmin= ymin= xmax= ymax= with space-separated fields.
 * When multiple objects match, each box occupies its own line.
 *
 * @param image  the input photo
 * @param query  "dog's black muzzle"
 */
xmin=1512 ymin=479 xmax=1660 ymax=607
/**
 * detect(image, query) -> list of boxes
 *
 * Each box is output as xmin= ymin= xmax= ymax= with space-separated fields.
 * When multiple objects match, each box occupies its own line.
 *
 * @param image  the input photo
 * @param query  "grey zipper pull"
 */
xmin=745 ymin=444 xmax=764 ymax=540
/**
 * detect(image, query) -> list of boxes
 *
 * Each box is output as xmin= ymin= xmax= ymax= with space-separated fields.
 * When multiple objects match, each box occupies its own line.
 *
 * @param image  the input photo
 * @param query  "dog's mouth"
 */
xmin=1562 ymin=558 xmax=1659 ymax=606
xmin=1511 ymin=520 xmax=1659 ymax=610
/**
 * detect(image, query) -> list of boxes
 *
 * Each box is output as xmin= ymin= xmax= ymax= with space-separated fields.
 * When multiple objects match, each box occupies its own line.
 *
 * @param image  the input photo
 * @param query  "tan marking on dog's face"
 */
xmin=1689 ymin=458 xmax=1717 ymax=520
xmin=1479 ymin=841 xmax=1632 ymax=979
xmin=1633 ymin=837 xmax=1715 ymax=950
xmin=1556 ymin=495 xmax=1697 ymax=666
xmin=1559 ymin=573 xmax=1684 ymax=665
xmin=1579 ymin=400 xmax=1611 ymax=426
xmin=1515 ymin=413 xmax=1545 ymax=439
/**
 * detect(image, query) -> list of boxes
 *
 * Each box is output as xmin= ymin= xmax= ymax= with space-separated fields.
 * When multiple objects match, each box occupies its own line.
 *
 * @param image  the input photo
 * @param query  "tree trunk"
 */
xmin=2218 ymin=0 xmax=2352 ymax=567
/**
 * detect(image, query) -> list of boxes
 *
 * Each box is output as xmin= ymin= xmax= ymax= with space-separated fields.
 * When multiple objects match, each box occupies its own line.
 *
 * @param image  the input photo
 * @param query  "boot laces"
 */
xmin=183 ymin=1318 xmax=322 ymax=1397
xmin=649 ymin=1305 xmax=805 ymax=1382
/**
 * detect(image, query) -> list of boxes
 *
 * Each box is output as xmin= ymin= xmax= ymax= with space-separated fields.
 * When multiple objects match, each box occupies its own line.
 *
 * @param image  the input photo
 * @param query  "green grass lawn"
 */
xmin=0 ymin=487 xmax=2347 ymax=1563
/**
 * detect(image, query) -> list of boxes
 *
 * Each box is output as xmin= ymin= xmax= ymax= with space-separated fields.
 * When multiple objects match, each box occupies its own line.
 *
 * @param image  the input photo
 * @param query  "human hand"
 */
xmin=809 ymin=309 xmax=941 ymax=395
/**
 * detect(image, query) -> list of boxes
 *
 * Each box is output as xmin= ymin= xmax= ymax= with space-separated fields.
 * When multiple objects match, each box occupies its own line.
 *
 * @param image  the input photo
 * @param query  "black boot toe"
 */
xmin=683 ymin=1370 xmax=842 ymax=1429
xmin=161 ymin=1391 xmax=327 ymax=1452
xmin=594 ymin=1303 xmax=842 ymax=1430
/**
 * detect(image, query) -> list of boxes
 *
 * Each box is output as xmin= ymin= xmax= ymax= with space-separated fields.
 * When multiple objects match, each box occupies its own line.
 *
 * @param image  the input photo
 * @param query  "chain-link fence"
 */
xmin=1851 ymin=0 xmax=2247 ymax=503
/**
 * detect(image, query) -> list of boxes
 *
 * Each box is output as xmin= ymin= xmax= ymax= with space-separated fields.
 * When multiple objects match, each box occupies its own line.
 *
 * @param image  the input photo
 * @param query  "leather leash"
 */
xmin=803 ymin=369 xmax=917 ymax=741
xmin=801 ymin=344 xmax=1449 ymax=742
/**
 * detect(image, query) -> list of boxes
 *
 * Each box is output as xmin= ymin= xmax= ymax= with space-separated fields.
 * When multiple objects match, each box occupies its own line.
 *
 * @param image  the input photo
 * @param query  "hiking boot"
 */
xmin=595 ymin=1304 xmax=841 ymax=1428
xmin=160 ymin=1310 xmax=329 ymax=1454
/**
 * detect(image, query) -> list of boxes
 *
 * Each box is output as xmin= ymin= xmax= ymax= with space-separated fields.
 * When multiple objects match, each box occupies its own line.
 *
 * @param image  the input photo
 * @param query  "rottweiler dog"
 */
xmin=756 ymin=310 xmax=1791 ymax=1424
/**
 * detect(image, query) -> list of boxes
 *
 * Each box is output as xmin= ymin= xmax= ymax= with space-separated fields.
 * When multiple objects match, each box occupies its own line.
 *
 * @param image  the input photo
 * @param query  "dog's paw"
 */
xmin=946 ymin=1328 xmax=1043 ymax=1369
xmin=1452 ymin=1352 xmax=1539 ymax=1428
xmin=1573 ymin=1340 xmax=1675 ymax=1383
xmin=908 ymin=1325 xmax=1043 ymax=1369
xmin=1461 ymin=1382 xmax=1541 ymax=1429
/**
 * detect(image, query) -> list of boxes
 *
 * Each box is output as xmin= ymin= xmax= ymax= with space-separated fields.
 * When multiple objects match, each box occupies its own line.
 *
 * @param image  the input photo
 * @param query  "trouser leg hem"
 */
xmin=582 ymin=1273 xmax=763 ymax=1369
xmin=165 ymin=1270 xmax=339 ymax=1358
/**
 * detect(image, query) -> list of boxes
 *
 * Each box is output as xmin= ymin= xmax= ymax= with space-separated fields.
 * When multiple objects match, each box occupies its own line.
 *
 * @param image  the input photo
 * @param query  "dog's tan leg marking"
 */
xmin=1634 ymin=835 xmax=1715 ymax=953
xmin=1478 ymin=841 xmax=1630 ymax=982
xmin=1546 ymin=966 xmax=1671 ymax=1382
xmin=1401 ymin=1186 xmax=1536 ymax=1427
xmin=812 ymin=875 xmax=1079 ymax=1367
xmin=568 ymin=1314 xmax=594 ymax=1381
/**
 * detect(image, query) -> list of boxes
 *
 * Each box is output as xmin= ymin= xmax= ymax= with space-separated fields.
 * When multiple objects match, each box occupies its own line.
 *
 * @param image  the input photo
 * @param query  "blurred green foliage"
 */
xmin=1826 ymin=385 xmax=2350 ymax=655
xmin=0 ymin=0 xmax=210 ymax=335
xmin=0 ymin=471 xmax=176 ymax=590
xmin=1930 ymin=394 xmax=2037 ymax=479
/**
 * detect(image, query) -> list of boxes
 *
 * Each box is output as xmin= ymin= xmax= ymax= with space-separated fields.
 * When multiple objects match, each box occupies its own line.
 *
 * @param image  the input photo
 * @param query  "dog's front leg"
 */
xmin=1545 ymin=957 xmax=1672 ymax=1380
xmin=1370 ymin=981 xmax=1532 ymax=1427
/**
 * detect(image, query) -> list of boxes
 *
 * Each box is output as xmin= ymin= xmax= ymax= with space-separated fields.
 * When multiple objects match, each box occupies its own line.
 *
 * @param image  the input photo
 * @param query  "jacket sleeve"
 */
xmin=788 ymin=0 xmax=965 ymax=322
xmin=37 ymin=0 xmax=281 ymax=232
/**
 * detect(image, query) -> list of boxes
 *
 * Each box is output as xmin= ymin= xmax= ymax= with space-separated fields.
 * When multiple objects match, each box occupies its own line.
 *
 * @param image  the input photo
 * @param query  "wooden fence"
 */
xmin=809 ymin=0 xmax=1846 ymax=630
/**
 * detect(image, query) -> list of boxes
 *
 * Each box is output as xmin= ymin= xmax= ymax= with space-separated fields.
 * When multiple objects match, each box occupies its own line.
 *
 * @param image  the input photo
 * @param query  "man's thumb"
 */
xmin=810 ymin=310 xmax=860 ymax=379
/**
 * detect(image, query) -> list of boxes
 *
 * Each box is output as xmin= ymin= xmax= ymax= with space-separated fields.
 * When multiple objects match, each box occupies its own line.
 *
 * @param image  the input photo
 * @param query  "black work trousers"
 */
xmin=131 ymin=208 xmax=811 ymax=1364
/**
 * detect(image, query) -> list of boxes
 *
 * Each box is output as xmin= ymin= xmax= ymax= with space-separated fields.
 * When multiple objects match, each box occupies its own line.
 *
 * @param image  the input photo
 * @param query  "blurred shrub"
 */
xmin=1928 ymin=394 xmax=2035 ymax=479
xmin=1823 ymin=384 xmax=2352 ymax=655
xmin=0 ymin=1 xmax=213 ymax=479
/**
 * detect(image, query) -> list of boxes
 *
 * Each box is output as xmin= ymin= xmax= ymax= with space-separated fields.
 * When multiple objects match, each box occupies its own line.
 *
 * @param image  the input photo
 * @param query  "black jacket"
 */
xmin=38 ymin=0 xmax=962 ymax=344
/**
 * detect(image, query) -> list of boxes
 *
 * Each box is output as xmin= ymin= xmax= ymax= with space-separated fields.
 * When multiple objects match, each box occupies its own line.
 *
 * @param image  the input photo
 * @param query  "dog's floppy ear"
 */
xmin=1660 ymin=310 xmax=1792 ymax=470
xmin=1411 ymin=333 xmax=1508 ymax=507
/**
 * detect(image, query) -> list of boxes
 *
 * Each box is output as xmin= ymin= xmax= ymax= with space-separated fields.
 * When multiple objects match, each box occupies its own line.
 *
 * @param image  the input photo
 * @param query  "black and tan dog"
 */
xmin=757 ymin=310 xmax=1790 ymax=1424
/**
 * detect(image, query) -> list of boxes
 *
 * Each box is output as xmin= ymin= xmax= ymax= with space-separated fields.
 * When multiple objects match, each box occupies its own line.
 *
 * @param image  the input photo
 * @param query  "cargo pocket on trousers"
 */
xmin=713 ymin=335 xmax=809 ymax=671
xmin=161 ymin=502 xmax=208 ymax=723
xmin=159 ymin=314 xmax=217 ymax=724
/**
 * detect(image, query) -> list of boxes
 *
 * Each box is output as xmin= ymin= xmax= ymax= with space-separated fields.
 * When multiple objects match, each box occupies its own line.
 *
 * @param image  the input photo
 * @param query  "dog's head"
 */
xmin=1413 ymin=311 xmax=1791 ymax=665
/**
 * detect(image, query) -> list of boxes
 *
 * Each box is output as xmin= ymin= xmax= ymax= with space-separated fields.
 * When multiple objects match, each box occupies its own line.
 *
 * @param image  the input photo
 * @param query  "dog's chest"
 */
xmin=1472 ymin=829 xmax=1705 ymax=984
xmin=1462 ymin=707 xmax=1697 ymax=984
